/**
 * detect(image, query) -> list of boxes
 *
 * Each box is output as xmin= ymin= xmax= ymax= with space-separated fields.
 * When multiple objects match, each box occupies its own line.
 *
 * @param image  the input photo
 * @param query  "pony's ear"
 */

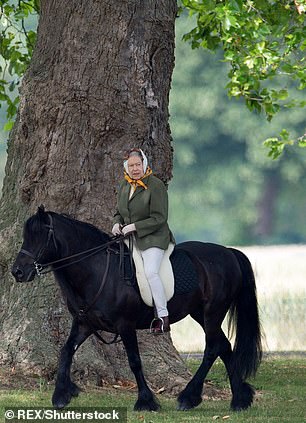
xmin=37 ymin=204 xmax=45 ymax=215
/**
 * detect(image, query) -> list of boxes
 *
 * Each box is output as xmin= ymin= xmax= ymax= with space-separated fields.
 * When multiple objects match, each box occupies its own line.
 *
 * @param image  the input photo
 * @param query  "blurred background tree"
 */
xmin=169 ymin=13 xmax=306 ymax=245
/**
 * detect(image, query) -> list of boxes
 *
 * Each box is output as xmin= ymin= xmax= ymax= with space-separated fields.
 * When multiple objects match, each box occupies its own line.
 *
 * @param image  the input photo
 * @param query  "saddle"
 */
xmin=124 ymin=240 xmax=199 ymax=306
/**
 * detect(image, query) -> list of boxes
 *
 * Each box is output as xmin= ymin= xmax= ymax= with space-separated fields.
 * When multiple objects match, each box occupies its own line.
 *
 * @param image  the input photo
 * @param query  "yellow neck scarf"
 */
xmin=124 ymin=167 xmax=153 ymax=190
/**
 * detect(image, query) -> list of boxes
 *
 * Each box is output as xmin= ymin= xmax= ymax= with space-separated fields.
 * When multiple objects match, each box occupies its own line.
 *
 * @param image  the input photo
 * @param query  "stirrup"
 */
xmin=149 ymin=317 xmax=164 ymax=334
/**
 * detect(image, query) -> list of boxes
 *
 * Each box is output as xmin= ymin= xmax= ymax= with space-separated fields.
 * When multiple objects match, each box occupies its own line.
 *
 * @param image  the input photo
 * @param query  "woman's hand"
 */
xmin=122 ymin=223 xmax=136 ymax=236
xmin=112 ymin=223 xmax=122 ymax=236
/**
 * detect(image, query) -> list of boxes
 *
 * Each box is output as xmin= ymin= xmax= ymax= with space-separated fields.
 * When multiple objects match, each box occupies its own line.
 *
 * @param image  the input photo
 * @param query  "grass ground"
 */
xmin=0 ymin=357 xmax=305 ymax=423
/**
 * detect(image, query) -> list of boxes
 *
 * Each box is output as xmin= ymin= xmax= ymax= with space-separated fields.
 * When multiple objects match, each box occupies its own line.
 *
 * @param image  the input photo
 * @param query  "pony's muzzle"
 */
xmin=11 ymin=264 xmax=36 ymax=282
xmin=11 ymin=265 xmax=24 ymax=282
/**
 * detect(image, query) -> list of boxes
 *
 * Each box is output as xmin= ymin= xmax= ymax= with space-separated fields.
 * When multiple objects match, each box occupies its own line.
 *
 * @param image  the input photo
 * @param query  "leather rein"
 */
xmin=21 ymin=215 xmax=124 ymax=277
xmin=20 ymin=213 xmax=127 ymax=345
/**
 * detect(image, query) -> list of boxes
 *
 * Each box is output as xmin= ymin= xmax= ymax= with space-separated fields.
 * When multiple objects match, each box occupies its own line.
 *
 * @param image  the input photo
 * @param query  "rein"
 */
xmin=34 ymin=237 xmax=124 ymax=276
xmin=20 ymin=212 xmax=125 ymax=276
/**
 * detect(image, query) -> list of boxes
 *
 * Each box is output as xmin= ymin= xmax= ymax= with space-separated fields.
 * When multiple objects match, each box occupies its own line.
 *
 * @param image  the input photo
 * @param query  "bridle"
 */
xmin=19 ymin=212 xmax=128 ymax=345
xmin=20 ymin=213 xmax=125 ymax=276
xmin=20 ymin=213 xmax=59 ymax=276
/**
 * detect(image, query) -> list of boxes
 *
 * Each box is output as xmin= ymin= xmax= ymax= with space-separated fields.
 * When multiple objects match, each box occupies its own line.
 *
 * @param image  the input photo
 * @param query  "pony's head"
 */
xmin=11 ymin=205 xmax=58 ymax=282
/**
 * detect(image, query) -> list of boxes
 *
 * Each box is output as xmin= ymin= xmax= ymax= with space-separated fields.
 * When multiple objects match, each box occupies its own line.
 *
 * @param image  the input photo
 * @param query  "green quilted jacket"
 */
xmin=113 ymin=174 xmax=173 ymax=250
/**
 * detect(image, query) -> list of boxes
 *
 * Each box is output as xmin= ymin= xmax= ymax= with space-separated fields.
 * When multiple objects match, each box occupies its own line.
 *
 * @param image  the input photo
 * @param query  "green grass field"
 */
xmin=1 ymin=357 xmax=305 ymax=423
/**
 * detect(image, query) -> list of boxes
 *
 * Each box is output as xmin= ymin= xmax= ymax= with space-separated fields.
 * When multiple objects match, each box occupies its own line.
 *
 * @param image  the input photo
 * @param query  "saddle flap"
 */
xmin=125 ymin=239 xmax=175 ymax=307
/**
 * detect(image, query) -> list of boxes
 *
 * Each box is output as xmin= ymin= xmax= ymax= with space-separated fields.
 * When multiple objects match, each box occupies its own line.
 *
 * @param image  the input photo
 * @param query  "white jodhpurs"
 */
xmin=140 ymin=247 xmax=168 ymax=318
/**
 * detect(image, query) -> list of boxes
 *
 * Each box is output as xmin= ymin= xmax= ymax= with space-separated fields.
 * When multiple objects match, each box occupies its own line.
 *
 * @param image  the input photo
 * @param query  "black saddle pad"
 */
xmin=170 ymin=247 xmax=199 ymax=295
xmin=122 ymin=244 xmax=199 ymax=295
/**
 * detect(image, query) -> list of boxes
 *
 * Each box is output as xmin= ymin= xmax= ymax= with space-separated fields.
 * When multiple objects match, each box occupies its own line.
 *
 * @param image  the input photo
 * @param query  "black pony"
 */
xmin=12 ymin=207 xmax=262 ymax=412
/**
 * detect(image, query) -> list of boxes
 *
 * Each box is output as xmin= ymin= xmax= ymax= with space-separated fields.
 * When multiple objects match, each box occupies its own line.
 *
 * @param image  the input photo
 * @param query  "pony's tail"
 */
xmin=228 ymin=248 xmax=262 ymax=380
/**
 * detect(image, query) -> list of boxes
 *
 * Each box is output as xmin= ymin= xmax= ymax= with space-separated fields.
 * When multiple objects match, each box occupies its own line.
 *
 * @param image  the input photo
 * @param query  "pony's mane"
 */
xmin=52 ymin=212 xmax=111 ymax=243
xmin=25 ymin=210 xmax=111 ymax=244
xmin=25 ymin=212 xmax=45 ymax=234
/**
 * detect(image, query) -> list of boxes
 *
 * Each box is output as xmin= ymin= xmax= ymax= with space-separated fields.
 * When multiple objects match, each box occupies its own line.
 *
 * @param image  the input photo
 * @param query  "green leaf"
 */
xmin=229 ymin=0 xmax=243 ymax=12
xmin=200 ymin=0 xmax=216 ymax=12
xmin=245 ymin=57 xmax=255 ymax=69
xmin=264 ymin=129 xmax=296 ymax=158
xmin=8 ymin=81 xmax=15 ymax=92
xmin=4 ymin=120 xmax=14 ymax=131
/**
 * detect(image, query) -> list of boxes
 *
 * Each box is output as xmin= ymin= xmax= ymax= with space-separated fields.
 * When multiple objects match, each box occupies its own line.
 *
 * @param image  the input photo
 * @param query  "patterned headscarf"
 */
xmin=123 ymin=148 xmax=152 ymax=190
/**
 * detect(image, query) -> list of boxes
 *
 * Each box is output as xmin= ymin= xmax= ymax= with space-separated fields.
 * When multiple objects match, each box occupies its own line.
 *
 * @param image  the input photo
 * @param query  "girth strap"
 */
xmin=78 ymin=248 xmax=111 ymax=317
xmin=93 ymin=331 xmax=121 ymax=345
xmin=77 ymin=248 xmax=122 ymax=345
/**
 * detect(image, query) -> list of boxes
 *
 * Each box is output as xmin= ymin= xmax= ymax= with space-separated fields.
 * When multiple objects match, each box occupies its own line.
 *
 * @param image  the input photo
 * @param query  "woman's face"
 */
xmin=127 ymin=155 xmax=144 ymax=179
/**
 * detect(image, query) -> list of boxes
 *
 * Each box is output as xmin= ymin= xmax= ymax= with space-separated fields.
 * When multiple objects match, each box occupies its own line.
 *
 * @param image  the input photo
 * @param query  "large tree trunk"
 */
xmin=0 ymin=0 xmax=190 ymax=392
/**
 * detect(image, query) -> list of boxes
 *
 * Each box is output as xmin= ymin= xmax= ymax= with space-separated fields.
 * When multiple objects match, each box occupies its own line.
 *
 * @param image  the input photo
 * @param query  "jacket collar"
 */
xmin=124 ymin=174 xmax=151 ymax=201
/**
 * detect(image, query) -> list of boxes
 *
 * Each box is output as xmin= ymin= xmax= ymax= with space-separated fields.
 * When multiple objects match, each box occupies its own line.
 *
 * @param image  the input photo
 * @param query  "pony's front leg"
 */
xmin=52 ymin=319 xmax=92 ymax=409
xmin=120 ymin=327 xmax=160 ymax=411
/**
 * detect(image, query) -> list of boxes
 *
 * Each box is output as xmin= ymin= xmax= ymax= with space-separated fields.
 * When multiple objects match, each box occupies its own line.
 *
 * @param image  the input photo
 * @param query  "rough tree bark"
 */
xmin=0 ymin=0 xmax=190 ymax=392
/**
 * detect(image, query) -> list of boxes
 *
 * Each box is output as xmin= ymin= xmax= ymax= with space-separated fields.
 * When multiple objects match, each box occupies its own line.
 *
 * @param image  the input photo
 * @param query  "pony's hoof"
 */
xmin=230 ymin=382 xmax=254 ymax=411
xmin=231 ymin=405 xmax=246 ymax=411
xmin=230 ymin=401 xmax=252 ymax=411
xmin=177 ymin=394 xmax=202 ymax=410
xmin=52 ymin=393 xmax=71 ymax=410
xmin=52 ymin=382 xmax=81 ymax=409
xmin=177 ymin=401 xmax=192 ymax=411
xmin=70 ymin=382 xmax=81 ymax=397
xmin=134 ymin=398 xmax=160 ymax=411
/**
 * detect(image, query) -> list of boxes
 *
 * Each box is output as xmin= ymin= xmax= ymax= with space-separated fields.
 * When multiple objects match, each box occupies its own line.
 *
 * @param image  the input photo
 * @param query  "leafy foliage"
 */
xmin=180 ymin=0 xmax=306 ymax=155
xmin=169 ymin=14 xmax=306 ymax=245
xmin=264 ymin=129 xmax=306 ymax=159
xmin=0 ymin=0 xmax=39 ymax=129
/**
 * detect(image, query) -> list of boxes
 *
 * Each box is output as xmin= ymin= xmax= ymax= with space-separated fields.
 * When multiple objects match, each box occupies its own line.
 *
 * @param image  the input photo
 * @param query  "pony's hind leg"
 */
xmin=179 ymin=324 xmax=255 ymax=412
xmin=219 ymin=340 xmax=255 ymax=411
xmin=52 ymin=319 xmax=92 ymax=409
xmin=177 ymin=340 xmax=220 ymax=410
xmin=177 ymin=313 xmax=226 ymax=411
